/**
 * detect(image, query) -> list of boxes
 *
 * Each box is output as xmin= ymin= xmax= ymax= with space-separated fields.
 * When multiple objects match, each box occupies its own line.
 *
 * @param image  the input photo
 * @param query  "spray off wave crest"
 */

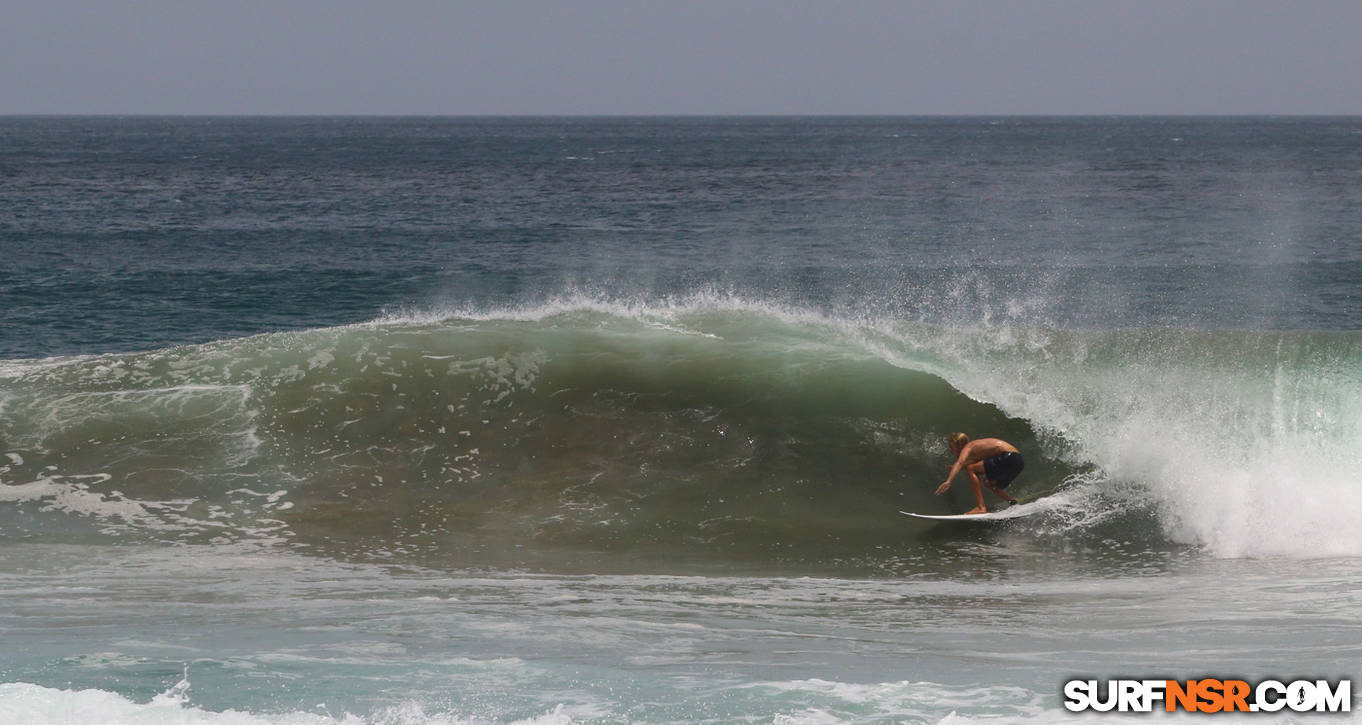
xmin=2 ymin=296 xmax=1359 ymax=563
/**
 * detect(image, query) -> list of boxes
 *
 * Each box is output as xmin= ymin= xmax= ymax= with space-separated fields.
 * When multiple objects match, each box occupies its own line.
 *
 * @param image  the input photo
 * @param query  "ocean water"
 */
xmin=1 ymin=116 xmax=1359 ymax=723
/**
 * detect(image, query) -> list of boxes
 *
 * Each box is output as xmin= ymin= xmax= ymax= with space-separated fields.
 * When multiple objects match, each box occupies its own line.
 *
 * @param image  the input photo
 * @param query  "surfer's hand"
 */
xmin=935 ymin=481 xmax=950 ymax=495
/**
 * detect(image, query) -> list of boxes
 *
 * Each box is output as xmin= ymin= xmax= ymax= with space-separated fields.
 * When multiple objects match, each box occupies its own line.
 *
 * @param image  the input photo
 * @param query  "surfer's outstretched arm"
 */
xmin=936 ymin=448 xmax=973 ymax=494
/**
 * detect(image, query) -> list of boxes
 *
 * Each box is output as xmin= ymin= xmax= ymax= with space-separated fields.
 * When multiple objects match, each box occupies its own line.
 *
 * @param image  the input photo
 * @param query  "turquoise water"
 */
xmin=1 ymin=117 xmax=1359 ymax=722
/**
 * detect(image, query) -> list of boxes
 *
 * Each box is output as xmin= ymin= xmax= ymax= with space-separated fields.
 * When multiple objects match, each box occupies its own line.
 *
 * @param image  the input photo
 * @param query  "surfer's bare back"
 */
xmin=936 ymin=433 xmax=1023 ymax=514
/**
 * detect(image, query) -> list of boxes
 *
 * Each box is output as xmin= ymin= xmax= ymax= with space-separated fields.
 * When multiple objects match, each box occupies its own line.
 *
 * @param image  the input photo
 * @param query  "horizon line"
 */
xmin=4 ymin=112 xmax=1361 ymax=119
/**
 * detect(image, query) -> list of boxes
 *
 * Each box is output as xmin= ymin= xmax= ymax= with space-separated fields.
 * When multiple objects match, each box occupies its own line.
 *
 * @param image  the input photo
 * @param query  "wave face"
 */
xmin=3 ymin=299 xmax=1359 ymax=565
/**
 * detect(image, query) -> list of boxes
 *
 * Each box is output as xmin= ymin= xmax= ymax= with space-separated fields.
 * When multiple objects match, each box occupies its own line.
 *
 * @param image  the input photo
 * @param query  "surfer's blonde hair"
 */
xmin=948 ymin=432 xmax=969 ymax=449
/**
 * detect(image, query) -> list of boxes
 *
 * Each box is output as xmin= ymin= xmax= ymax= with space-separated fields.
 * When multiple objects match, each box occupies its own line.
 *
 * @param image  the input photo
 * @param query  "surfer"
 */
xmin=935 ymin=432 xmax=1023 ymax=514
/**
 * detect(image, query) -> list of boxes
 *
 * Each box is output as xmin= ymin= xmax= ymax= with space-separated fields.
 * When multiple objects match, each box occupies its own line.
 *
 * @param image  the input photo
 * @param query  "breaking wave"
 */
xmin=2 ymin=297 xmax=1358 ymax=564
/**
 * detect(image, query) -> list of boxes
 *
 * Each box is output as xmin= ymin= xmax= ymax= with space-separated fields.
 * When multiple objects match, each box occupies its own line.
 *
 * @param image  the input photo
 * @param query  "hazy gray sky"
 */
xmin=5 ymin=0 xmax=1360 ymax=115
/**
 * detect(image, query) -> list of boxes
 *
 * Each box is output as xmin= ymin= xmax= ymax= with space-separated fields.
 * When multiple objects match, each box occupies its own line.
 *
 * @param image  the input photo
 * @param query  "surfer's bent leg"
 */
xmin=981 ymin=453 xmax=1023 ymax=506
xmin=965 ymin=465 xmax=988 ymax=514
xmin=986 ymin=480 xmax=1019 ymax=506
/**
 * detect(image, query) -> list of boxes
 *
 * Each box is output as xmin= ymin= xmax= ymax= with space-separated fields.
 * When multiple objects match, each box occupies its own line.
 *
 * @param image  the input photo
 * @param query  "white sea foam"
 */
xmin=0 ymin=681 xmax=602 ymax=725
xmin=13 ymin=678 xmax=1295 ymax=725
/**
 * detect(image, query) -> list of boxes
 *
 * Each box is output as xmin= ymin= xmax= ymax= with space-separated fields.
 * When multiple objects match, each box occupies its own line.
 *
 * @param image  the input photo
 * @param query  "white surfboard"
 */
xmin=902 ymin=485 xmax=1062 ymax=522
xmin=900 ymin=506 xmax=1035 ymax=522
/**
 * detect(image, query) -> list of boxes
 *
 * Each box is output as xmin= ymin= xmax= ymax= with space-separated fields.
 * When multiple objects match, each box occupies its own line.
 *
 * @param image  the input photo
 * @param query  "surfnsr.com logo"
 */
xmin=1063 ymin=679 xmax=1351 ymax=713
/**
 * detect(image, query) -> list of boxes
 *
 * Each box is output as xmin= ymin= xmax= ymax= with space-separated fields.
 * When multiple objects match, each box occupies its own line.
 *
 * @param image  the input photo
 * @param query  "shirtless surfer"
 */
xmin=935 ymin=432 xmax=1023 ymax=514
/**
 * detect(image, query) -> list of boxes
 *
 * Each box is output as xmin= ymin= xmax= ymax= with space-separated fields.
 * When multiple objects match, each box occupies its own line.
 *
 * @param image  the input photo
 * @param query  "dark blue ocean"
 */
xmin=1 ymin=117 xmax=1359 ymax=723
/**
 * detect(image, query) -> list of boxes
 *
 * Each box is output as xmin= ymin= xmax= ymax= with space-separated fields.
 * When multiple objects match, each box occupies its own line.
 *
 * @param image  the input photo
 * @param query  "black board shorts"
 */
xmin=982 ymin=451 xmax=1024 ymax=489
